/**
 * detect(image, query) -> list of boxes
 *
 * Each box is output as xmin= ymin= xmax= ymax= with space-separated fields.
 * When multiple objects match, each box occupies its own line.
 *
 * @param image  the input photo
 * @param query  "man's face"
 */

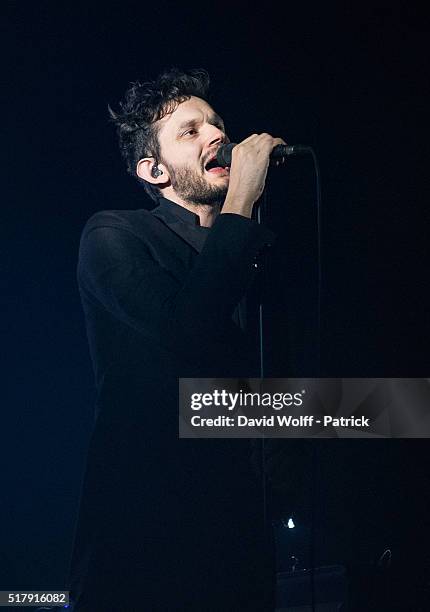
xmin=156 ymin=96 xmax=230 ymax=206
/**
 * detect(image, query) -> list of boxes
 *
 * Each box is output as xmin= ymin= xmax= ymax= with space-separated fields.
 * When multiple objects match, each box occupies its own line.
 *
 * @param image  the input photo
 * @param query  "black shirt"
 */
xmin=69 ymin=196 xmax=276 ymax=611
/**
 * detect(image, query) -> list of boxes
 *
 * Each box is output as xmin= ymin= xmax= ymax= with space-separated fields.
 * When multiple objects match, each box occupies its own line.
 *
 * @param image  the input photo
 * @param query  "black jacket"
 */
xmin=68 ymin=197 xmax=276 ymax=611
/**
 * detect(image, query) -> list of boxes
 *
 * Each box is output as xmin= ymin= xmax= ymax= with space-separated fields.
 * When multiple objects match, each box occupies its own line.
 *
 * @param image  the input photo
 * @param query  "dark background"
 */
xmin=3 ymin=1 xmax=429 ymax=602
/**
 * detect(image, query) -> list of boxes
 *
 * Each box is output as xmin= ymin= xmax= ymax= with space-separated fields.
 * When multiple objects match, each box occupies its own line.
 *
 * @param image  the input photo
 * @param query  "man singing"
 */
xmin=68 ymin=68 xmax=285 ymax=611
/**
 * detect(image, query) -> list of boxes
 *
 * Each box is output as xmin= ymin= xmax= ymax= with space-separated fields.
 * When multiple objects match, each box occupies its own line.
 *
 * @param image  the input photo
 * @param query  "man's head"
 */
xmin=109 ymin=68 xmax=230 ymax=206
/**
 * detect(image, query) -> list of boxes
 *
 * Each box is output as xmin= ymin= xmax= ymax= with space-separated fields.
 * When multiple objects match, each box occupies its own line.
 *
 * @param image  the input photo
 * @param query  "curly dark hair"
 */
xmin=108 ymin=68 xmax=211 ymax=201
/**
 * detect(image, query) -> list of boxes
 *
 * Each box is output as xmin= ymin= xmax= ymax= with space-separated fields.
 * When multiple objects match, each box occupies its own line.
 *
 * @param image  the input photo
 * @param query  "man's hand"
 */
xmin=221 ymin=133 xmax=287 ymax=218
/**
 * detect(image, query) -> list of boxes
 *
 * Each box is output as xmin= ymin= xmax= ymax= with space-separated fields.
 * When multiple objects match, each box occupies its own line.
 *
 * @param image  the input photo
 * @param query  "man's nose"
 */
xmin=207 ymin=126 xmax=225 ymax=147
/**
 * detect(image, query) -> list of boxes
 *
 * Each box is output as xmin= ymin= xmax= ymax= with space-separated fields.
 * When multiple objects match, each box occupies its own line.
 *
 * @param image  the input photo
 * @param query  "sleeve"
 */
xmin=78 ymin=212 xmax=275 ymax=357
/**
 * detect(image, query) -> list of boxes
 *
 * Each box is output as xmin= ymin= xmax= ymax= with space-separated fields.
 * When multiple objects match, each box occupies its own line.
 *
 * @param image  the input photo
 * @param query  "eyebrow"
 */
xmin=177 ymin=113 xmax=225 ymax=131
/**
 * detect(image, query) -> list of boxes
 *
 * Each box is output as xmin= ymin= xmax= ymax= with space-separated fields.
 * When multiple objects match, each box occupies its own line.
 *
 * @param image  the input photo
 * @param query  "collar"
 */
xmin=152 ymin=197 xmax=204 ymax=227
xmin=150 ymin=196 xmax=210 ymax=253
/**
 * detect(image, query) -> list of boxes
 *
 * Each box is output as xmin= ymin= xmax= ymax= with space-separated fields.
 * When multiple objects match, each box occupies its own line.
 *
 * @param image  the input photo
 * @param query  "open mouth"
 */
xmin=204 ymin=156 xmax=229 ymax=175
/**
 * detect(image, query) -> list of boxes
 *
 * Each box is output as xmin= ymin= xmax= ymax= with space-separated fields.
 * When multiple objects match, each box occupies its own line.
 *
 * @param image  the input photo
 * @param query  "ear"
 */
xmin=136 ymin=157 xmax=170 ymax=185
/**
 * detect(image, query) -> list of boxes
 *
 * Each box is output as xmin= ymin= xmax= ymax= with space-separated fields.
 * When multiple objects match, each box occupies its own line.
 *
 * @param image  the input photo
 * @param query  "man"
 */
xmin=68 ymin=68 xmax=285 ymax=611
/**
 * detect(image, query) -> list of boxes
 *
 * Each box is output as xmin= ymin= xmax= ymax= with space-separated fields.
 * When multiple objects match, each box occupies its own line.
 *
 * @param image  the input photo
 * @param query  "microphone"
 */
xmin=216 ymin=143 xmax=311 ymax=167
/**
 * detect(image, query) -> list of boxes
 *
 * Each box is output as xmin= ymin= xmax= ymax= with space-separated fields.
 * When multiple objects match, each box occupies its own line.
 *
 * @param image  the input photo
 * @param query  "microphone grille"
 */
xmin=217 ymin=143 xmax=236 ymax=166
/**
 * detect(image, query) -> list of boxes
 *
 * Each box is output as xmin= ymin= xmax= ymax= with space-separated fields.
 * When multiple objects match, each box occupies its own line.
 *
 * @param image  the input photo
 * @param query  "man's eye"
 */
xmin=183 ymin=129 xmax=196 ymax=136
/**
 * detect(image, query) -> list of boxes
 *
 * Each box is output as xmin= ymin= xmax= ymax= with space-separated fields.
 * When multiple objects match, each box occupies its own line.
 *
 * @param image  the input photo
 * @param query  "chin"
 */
xmin=207 ymin=175 xmax=230 ymax=186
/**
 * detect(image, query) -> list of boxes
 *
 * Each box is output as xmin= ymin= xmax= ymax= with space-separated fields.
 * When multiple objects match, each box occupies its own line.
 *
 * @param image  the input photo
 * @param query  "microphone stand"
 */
xmin=256 ymin=190 xmax=268 ymax=535
xmin=256 ymin=188 xmax=274 ymax=606
xmin=256 ymin=186 xmax=317 ymax=612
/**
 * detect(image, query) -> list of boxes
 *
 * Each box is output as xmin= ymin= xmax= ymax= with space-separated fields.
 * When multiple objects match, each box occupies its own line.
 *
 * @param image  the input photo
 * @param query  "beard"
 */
xmin=164 ymin=162 xmax=228 ymax=207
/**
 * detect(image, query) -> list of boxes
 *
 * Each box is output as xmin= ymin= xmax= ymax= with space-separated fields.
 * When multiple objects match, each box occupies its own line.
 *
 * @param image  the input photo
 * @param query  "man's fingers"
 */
xmin=235 ymin=133 xmax=288 ymax=163
xmin=239 ymin=133 xmax=262 ymax=145
xmin=258 ymin=135 xmax=287 ymax=153
xmin=272 ymin=137 xmax=287 ymax=147
xmin=240 ymin=134 xmax=287 ymax=147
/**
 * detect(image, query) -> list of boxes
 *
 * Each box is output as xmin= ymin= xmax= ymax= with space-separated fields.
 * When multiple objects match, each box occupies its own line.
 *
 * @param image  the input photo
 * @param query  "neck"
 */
xmin=161 ymin=190 xmax=220 ymax=227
